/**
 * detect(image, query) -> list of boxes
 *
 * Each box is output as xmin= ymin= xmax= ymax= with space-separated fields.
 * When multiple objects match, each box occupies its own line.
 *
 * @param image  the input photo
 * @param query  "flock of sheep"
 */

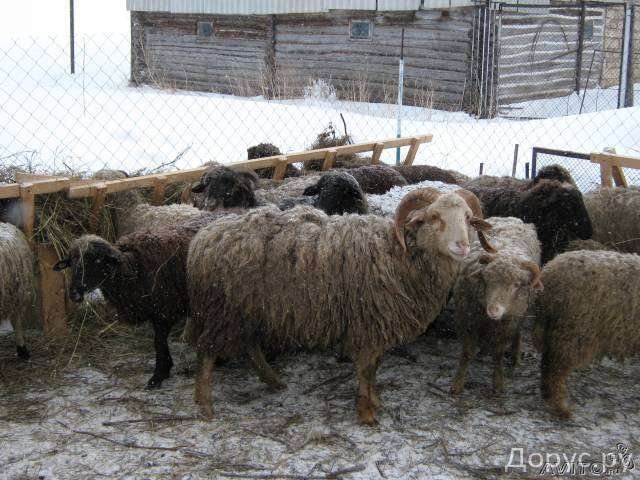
xmin=1 ymin=145 xmax=639 ymax=425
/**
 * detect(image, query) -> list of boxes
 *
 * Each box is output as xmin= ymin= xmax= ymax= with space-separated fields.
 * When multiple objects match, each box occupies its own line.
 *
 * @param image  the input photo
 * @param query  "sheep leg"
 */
xmin=146 ymin=319 xmax=174 ymax=390
xmin=246 ymin=341 xmax=287 ymax=391
xmin=194 ymin=350 xmax=215 ymax=420
xmin=356 ymin=350 xmax=382 ymax=426
xmin=451 ymin=337 xmax=475 ymax=395
xmin=506 ymin=333 xmax=521 ymax=369
xmin=546 ymin=369 xmax=572 ymax=421
xmin=492 ymin=343 xmax=506 ymax=397
xmin=12 ymin=317 xmax=29 ymax=360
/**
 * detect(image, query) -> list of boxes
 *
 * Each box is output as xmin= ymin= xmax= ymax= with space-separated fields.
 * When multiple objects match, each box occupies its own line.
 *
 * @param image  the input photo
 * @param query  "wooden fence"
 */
xmin=0 ymin=134 xmax=431 ymax=338
xmin=591 ymin=152 xmax=640 ymax=187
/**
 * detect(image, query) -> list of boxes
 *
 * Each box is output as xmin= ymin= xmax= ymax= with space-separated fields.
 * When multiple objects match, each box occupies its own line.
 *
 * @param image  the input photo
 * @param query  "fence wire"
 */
xmin=0 ymin=28 xmax=638 ymax=186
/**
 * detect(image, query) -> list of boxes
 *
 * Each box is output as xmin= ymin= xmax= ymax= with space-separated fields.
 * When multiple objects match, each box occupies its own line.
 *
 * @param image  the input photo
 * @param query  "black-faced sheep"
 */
xmin=342 ymin=164 xmax=408 ymax=194
xmin=278 ymin=171 xmax=368 ymax=215
xmin=184 ymin=188 xmax=495 ymax=424
xmin=189 ymin=166 xmax=261 ymax=210
xmin=533 ymin=250 xmax=640 ymax=420
xmin=53 ymin=212 xmax=235 ymax=388
xmin=451 ymin=217 xmax=542 ymax=396
xmin=584 ymin=186 xmax=640 ymax=254
xmin=392 ymin=165 xmax=464 ymax=186
xmin=468 ymin=180 xmax=592 ymax=263
xmin=247 ymin=143 xmax=301 ymax=179
xmin=0 ymin=222 xmax=35 ymax=359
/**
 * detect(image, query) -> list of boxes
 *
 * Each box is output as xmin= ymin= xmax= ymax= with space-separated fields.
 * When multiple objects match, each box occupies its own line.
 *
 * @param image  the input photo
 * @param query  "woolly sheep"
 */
xmin=533 ymin=250 xmax=640 ymax=420
xmin=247 ymin=143 xmax=301 ymax=179
xmin=254 ymin=175 xmax=321 ymax=204
xmin=0 ymin=222 xmax=35 ymax=359
xmin=188 ymin=166 xmax=261 ymax=210
xmin=392 ymin=165 xmax=464 ymax=186
xmin=184 ymin=188 xmax=495 ymax=424
xmin=584 ymin=186 xmax=640 ymax=254
xmin=468 ymin=180 xmax=592 ymax=263
xmin=342 ymin=164 xmax=408 ymax=194
xmin=451 ymin=217 xmax=542 ymax=396
xmin=463 ymin=164 xmax=575 ymax=190
xmin=53 ymin=212 xmax=234 ymax=388
xmin=564 ymin=238 xmax=613 ymax=252
xmin=278 ymin=170 xmax=368 ymax=215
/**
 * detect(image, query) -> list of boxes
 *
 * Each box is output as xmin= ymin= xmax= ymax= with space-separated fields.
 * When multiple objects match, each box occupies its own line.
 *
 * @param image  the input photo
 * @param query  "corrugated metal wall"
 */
xmin=126 ymin=0 xmax=467 ymax=14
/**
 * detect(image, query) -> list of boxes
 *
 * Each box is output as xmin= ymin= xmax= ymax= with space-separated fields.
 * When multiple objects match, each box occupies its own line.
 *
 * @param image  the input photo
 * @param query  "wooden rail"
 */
xmin=590 ymin=153 xmax=640 ymax=188
xmin=0 ymin=133 xmax=432 ymax=339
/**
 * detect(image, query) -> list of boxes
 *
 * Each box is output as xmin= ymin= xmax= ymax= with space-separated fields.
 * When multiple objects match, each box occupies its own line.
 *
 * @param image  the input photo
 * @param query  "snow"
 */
xmin=0 ymin=34 xmax=638 ymax=182
xmin=367 ymin=180 xmax=460 ymax=217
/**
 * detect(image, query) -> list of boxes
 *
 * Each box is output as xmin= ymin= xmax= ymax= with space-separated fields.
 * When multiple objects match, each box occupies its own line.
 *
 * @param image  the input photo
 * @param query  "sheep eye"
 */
xmin=95 ymin=259 xmax=102 ymax=265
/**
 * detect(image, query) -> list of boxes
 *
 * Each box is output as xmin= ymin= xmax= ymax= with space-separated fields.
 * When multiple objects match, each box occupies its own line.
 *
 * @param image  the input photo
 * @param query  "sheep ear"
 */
xmin=53 ymin=258 xmax=70 ymax=271
xmin=239 ymin=170 xmax=258 ymax=187
xmin=303 ymin=182 xmax=320 ymax=196
xmin=478 ymin=253 xmax=495 ymax=264
xmin=470 ymin=217 xmax=492 ymax=231
xmin=191 ymin=177 xmax=209 ymax=193
xmin=521 ymin=261 xmax=543 ymax=291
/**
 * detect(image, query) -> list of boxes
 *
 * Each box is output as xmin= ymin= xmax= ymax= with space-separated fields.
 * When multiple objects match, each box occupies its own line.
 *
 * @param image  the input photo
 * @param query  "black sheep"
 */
xmin=247 ymin=143 xmax=301 ymax=178
xmin=190 ymin=166 xmax=261 ymax=210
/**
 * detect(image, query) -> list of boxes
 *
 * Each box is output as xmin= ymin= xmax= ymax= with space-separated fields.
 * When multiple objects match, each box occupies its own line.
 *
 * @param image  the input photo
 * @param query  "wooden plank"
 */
xmin=19 ymin=184 xmax=36 ymax=241
xmin=0 ymin=183 xmax=20 ymax=199
xmin=591 ymin=153 xmax=640 ymax=170
xmin=611 ymin=166 xmax=628 ymax=188
xmin=370 ymin=143 xmax=384 ymax=165
xmin=272 ymin=156 xmax=289 ymax=181
xmin=321 ymin=149 xmax=337 ymax=171
xmin=90 ymin=184 xmax=107 ymax=234
xmin=403 ymin=137 xmax=421 ymax=166
xmin=599 ymin=161 xmax=613 ymax=188
xmin=37 ymin=243 xmax=68 ymax=338
xmin=152 ymin=175 xmax=168 ymax=206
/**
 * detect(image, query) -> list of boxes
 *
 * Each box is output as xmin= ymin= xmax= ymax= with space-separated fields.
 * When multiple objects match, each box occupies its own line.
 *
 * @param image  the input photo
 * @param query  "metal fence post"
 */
xmin=69 ymin=0 xmax=75 ymax=75
xmin=575 ymin=1 xmax=586 ymax=93
xmin=624 ymin=5 xmax=635 ymax=107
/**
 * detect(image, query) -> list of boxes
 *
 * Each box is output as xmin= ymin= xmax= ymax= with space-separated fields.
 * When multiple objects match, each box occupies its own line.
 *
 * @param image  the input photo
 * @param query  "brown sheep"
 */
xmin=533 ymin=250 xmax=640 ymax=420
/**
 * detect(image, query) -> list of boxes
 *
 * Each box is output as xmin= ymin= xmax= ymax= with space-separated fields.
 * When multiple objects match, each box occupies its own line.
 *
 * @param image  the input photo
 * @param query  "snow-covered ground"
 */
xmin=0 ymin=34 xmax=638 ymax=181
xmin=2 ymin=316 xmax=638 ymax=480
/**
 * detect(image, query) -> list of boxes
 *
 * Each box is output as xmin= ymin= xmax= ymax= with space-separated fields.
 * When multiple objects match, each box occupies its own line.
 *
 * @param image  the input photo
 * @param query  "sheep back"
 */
xmin=393 ymin=165 xmax=462 ymax=186
xmin=343 ymin=165 xmax=408 ymax=194
xmin=585 ymin=187 xmax=640 ymax=254
xmin=119 ymin=203 xmax=204 ymax=237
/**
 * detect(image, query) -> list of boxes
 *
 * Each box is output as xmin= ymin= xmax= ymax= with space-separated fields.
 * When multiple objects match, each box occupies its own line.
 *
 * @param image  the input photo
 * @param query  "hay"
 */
xmin=303 ymin=124 xmax=369 ymax=171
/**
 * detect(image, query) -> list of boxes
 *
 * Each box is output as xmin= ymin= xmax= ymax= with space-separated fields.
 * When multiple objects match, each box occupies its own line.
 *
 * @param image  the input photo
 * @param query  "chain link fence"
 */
xmin=0 ymin=22 xmax=638 ymax=187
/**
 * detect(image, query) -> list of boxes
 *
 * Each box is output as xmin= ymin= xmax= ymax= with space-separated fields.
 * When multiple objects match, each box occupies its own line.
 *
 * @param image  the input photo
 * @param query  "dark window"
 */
xmin=350 ymin=20 xmax=372 ymax=40
xmin=197 ymin=21 xmax=214 ymax=38
xmin=583 ymin=20 xmax=594 ymax=41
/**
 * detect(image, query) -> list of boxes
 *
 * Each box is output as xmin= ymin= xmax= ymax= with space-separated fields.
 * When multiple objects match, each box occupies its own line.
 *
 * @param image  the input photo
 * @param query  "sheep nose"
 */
xmin=487 ymin=304 xmax=505 ymax=320
xmin=449 ymin=241 xmax=470 ymax=258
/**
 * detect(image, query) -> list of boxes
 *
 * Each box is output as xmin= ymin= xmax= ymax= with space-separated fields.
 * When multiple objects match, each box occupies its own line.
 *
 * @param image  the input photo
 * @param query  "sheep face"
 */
xmin=474 ymin=255 xmax=543 ymax=320
xmin=53 ymin=235 xmax=122 ymax=302
xmin=191 ymin=167 xmax=258 ymax=210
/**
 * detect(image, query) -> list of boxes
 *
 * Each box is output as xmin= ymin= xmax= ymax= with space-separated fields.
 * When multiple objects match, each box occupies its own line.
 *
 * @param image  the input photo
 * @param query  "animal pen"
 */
xmin=0 ymin=134 xmax=431 ymax=338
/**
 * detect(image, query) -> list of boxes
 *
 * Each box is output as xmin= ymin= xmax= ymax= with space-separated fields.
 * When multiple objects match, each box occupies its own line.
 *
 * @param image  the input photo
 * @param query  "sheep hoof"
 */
xmin=146 ymin=376 xmax=165 ymax=390
xmin=357 ymin=396 xmax=378 ymax=426
xmin=16 ymin=346 xmax=30 ymax=360
xmin=554 ymin=406 xmax=573 ymax=422
xmin=200 ymin=405 xmax=214 ymax=421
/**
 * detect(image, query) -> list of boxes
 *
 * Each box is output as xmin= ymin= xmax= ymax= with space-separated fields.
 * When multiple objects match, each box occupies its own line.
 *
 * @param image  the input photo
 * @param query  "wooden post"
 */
xmin=37 ymin=243 xmax=68 ymax=337
xmin=90 ymin=184 xmax=107 ymax=233
xmin=611 ymin=166 xmax=628 ymax=187
xmin=322 ymin=149 xmax=337 ymax=171
xmin=19 ymin=183 xmax=36 ymax=242
xmin=152 ymin=175 xmax=167 ymax=205
xmin=402 ymin=137 xmax=420 ymax=165
xmin=371 ymin=143 xmax=384 ymax=165
xmin=599 ymin=161 xmax=613 ymax=188
xmin=272 ymin=156 xmax=288 ymax=180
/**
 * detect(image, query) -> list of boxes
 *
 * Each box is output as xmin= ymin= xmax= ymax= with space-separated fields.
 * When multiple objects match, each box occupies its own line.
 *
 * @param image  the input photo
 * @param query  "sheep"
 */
xmin=0 ymin=222 xmax=35 ymax=359
xmin=468 ymin=179 xmax=592 ymax=263
xmin=463 ymin=164 xmax=576 ymax=190
xmin=392 ymin=165 xmax=464 ymax=186
xmin=184 ymin=188 xmax=495 ymax=424
xmin=584 ymin=186 xmax=640 ymax=254
xmin=367 ymin=179 xmax=460 ymax=217
xmin=277 ymin=170 xmax=368 ymax=215
xmin=341 ymin=164 xmax=408 ymax=194
xmin=564 ymin=238 xmax=613 ymax=252
xmin=533 ymin=250 xmax=640 ymax=420
xmin=254 ymin=175 xmax=322 ymax=204
xmin=450 ymin=217 xmax=542 ymax=397
xmin=52 ymin=211 xmax=237 ymax=389
xmin=188 ymin=166 xmax=261 ymax=210
xmin=247 ymin=143 xmax=301 ymax=179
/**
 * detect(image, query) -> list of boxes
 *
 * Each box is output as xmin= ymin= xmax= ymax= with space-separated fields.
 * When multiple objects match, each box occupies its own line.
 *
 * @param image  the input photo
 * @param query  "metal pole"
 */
xmin=575 ymin=2 xmax=586 ymax=93
xmin=624 ymin=5 xmax=635 ymax=107
xmin=396 ymin=28 xmax=405 ymax=165
xmin=512 ymin=144 xmax=519 ymax=177
xmin=618 ymin=4 xmax=630 ymax=108
xmin=70 ymin=0 xmax=75 ymax=74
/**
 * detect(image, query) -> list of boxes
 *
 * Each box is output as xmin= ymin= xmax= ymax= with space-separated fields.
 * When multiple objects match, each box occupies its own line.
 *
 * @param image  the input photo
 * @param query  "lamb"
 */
xmin=468 ymin=179 xmax=592 ymax=263
xmin=342 ymin=164 xmax=408 ymax=194
xmin=450 ymin=217 xmax=542 ymax=396
xmin=184 ymin=188 xmax=495 ymax=424
xmin=277 ymin=170 xmax=368 ymax=215
xmin=463 ymin=164 xmax=576 ymax=190
xmin=0 ymin=222 xmax=35 ymax=359
xmin=247 ymin=143 xmax=301 ymax=178
xmin=533 ymin=250 xmax=640 ymax=420
xmin=584 ymin=186 xmax=640 ymax=254
xmin=392 ymin=165 xmax=465 ymax=186
xmin=53 ymin=211 xmax=237 ymax=389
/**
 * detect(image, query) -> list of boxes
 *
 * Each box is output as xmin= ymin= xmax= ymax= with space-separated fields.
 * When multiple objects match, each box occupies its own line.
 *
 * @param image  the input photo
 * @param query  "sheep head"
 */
xmin=473 ymin=254 xmax=543 ymax=321
xmin=53 ymin=235 xmax=122 ymax=303
xmin=394 ymin=188 xmax=493 ymax=260
xmin=191 ymin=166 xmax=259 ymax=210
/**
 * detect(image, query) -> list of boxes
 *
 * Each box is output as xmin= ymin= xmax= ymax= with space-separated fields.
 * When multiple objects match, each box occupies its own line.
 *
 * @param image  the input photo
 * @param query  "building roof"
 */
xmin=125 ymin=0 xmax=478 ymax=15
